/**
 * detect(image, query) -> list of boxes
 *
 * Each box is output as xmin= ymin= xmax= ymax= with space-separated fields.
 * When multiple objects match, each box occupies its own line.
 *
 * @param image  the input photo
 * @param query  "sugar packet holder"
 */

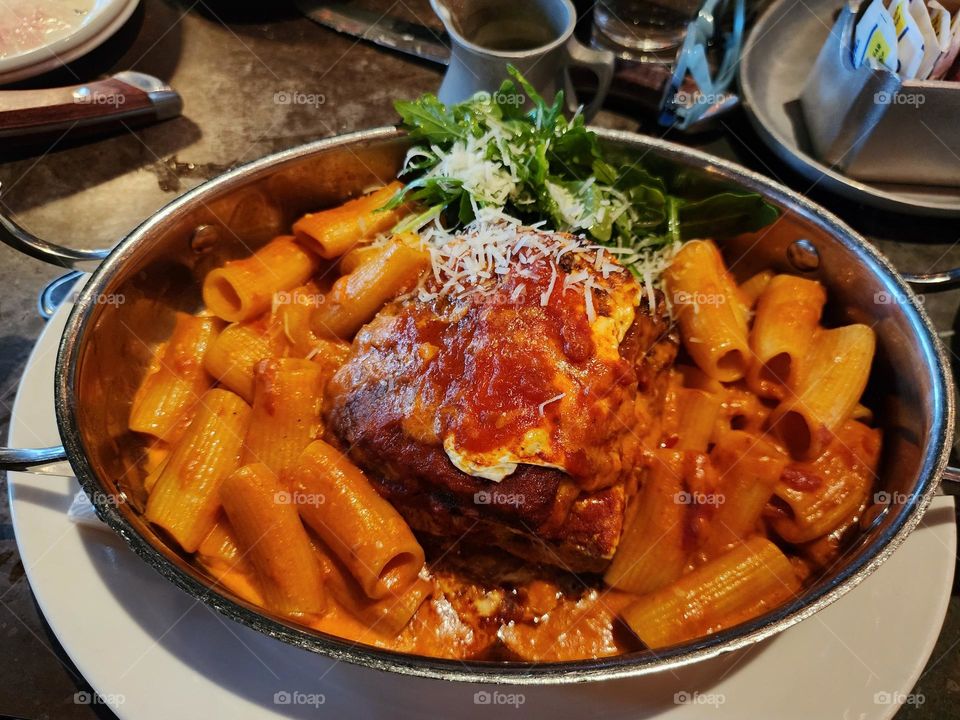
xmin=800 ymin=2 xmax=960 ymax=187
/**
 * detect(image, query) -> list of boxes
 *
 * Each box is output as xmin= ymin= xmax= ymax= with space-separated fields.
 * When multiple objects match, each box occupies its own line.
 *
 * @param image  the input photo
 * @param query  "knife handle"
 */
xmin=0 ymin=72 xmax=182 ymax=142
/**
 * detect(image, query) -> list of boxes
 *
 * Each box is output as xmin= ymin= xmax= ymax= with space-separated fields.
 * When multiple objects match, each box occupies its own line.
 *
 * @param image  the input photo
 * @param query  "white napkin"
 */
xmin=66 ymin=489 xmax=111 ymax=531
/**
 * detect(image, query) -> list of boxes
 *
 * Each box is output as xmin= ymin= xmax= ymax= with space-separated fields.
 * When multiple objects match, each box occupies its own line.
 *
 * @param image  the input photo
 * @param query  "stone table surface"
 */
xmin=0 ymin=1 xmax=957 ymax=718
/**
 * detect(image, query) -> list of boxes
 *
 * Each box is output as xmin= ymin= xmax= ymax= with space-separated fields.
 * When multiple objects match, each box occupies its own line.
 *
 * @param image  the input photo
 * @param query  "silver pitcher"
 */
xmin=430 ymin=0 xmax=615 ymax=119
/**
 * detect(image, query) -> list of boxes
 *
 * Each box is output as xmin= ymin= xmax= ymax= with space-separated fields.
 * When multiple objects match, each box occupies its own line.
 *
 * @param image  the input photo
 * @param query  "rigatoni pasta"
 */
xmin=621 ymin=536 xmax=801 ymax=648
xmin=769 ymin=324 xmax=876 ymax=460
xmin=770 ymin=420 xmax=880 ymax=544
xmin=289 ymin=439 xmax=425 ymax=601
xmin=144 ymin=388 xmax=251 ymax=552
xmin=129 ymin=313 xmax=220 ymax=442
xmin=242 ymin=358 xmax=326 ymax=479
xmin=663 ymin=240 xmax=750 ymax=382
xmin=317 ymin=544 xmax=433 ymax=636
xmin=604 ymin=450 xmax=691 ymax=594
xmin=220 ymin=463 xmax=327 ymax=619
xmin=701 ymin=432 xmax=788 ymax=556
xmin=203 ymin=322 xmax=276 ymax=402
xmin=203 ymin=235 xmax=321 ymax=323
xmin=293 ymin=182 xmax=405 ymax=259
xmin=747 ymin=274 xmax=826 ymax=400
xmin=310 ymin=234 xmax=429 ymax=339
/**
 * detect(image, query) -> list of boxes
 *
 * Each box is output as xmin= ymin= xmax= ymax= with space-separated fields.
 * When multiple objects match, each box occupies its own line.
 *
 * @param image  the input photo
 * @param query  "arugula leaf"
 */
xmin=677 ymin=193 xmax=781 ymax=239
xmin=391 ymin=67 xmax=780 ymax=275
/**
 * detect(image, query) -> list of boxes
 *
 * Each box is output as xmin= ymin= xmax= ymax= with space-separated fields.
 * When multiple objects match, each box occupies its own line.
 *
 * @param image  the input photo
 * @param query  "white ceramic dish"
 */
xmin=0 ymin=0 xmax=139 ymax=86
xmin=6 ymin=287 xmax=957 ymax=719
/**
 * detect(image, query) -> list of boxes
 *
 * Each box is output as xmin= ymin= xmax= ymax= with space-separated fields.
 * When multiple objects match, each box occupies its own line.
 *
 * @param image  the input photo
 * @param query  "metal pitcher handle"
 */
xmin=564 ymin=37 xmax=615 ymax=121
xmin=0 ymin=210 xmax=109 ymax=473
xmin=903 ymin=269 xmax=960 ymax=496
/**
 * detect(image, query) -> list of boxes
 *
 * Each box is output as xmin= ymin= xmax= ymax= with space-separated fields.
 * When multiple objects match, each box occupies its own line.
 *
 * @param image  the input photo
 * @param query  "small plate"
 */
xmin=0 ymin=0 xmax=140 ymax=86
xmin=739 ymin=0 xmax=960 ymax=217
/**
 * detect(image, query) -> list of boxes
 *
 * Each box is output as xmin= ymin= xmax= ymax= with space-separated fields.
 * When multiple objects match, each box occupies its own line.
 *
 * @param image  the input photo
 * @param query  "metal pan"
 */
xmin=1 ymin=126 xmax=957 ymax=683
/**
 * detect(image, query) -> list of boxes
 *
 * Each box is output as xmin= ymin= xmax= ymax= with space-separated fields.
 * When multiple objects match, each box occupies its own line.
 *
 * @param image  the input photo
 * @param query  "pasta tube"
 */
xmin=747 ymin=274 xmax=826 ymax=400
xmin=145 ymin=389 xmax=251 ymax=552
xmin=293 ymin=182 xmax=405 ymax=259
xmin=738 ymin=269 xmax=775 ymax=307
xmin=220 ymin=464 xmax=326 ymax=618
xmin=604 ymin=450 xmax=689 ymax=594
xmin=622 ymin=535 xmax=800 ymax=648
xmin=242 ymin=358 xmax=326 ymax=479
xmin=663 ymin=240 xmax=750 ymax=382
xmin=203 ymin=235 xmax=321 ymax=322
xmin=702 ymin=432 xmax=788 ymax=556
xmin=674 ymin=388 xmax=722 ymax=452
xmin=289 ymin=439 xmax=425 ymax=600
xmin=771 ymin=420 xmax=880 ymax=544
xmin=203 ymin=323 xmax=274 ymax=402
xmin=197 ymin=515 xmax=252 ymax=575
xmin=311 ymin=234 xmax=429 ymax=339
xmin=769 ymin=324 xmax=876 ymax=460
xmin=129 ymin=313 xmax=219 ymax=442
xmin=317 ymin=542 xmax=432 ymax=636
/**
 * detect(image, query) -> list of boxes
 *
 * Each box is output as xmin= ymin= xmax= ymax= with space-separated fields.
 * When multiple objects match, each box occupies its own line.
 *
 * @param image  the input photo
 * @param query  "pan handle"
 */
xmin=0 ymin=446 xmax=71 ymax=474
xmin=902 ymin=269 xmax=960 ymax=290
xmin=0 ymin=215 xmax=106 ymax=474
xmin=941 ymin=468 xmax=960 ymax=495
xmin=0 ymin=213 xmax=109 ymax=270
xmin=903 ymin=271 xmax=960 ymax=495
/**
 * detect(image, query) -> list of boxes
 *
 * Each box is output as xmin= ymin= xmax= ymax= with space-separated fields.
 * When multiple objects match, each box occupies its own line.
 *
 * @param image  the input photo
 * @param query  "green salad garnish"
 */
xmin=388 ymin=67 xmax=778 ymax=278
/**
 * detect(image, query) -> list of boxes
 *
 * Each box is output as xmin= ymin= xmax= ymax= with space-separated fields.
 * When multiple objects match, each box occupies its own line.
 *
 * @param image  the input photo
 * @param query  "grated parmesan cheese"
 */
xmin=537 ymin=392 xmax=565 ymax=415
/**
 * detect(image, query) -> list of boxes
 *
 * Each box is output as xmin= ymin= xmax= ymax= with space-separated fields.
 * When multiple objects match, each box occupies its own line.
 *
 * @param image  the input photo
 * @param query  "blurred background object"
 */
xmin=591 ymin=0 xmax=703 ymax=57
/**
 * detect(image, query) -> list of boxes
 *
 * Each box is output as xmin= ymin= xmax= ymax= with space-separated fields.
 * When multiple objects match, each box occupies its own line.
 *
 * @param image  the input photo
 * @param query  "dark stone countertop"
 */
xmin=0 ymin=1 xmax=957 ymax=718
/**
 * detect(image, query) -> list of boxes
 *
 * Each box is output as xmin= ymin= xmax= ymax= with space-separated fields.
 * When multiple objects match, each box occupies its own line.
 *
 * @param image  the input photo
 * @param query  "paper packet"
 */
xmin=854 ymin=0 xmax=900 ymax=71
xmin=889 ymin=0 xmax=927 ymax=77
xmin=928 ymin=0 xmax=960 ymax=78
xmin=907 ymin=0 xmax=942 ymax=77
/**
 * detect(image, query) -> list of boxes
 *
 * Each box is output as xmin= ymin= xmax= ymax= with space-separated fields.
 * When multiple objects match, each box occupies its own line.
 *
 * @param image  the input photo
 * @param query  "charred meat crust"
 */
xmin=325 ymin=232 xmax=677 ymax=574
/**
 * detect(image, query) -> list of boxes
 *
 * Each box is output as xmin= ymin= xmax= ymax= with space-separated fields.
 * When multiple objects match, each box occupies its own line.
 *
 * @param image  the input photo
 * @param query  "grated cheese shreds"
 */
xmin=541 ymin=265 xmax=558 ymax=307
xmin=583 ymin=281 xmax=596 ymax=323
xmin=410 ymin=207 xmax=626 ymax=311
xmin=389 ymin=205 xmax=682 ymax=319
xmin=537 ymin=392 xmax=565 ymax=416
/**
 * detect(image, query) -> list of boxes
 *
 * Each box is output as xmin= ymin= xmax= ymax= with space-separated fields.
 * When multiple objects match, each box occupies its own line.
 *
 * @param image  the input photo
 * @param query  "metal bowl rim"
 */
xmin=53 ymin=125 xmax=954 ymax=684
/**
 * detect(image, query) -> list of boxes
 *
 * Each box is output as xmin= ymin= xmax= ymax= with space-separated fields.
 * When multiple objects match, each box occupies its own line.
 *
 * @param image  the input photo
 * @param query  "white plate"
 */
xmin=7 ymin=291 xmax=957 ymax=720
xmin=0 ymin=0 xmax=139 ymax=86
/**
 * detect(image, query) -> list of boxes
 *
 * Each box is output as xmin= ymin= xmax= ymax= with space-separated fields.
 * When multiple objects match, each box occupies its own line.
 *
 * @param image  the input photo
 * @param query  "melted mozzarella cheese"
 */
xmin=444 ymin=429 xmax=565 ymax=483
